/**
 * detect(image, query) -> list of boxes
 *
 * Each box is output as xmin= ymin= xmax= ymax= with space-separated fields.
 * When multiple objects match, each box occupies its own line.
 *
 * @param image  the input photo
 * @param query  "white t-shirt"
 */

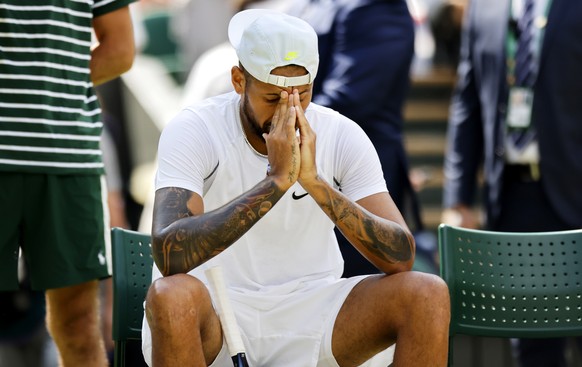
xmin=153 ymin=91 xmax=387 ymax=299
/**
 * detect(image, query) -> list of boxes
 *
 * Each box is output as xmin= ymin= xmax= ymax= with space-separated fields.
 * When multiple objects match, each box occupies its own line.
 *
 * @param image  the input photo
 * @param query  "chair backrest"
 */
xmin=111 ymin=227 xmax=153 ymax=343
xmin=439 ymin=224 xmax=582 ymax=340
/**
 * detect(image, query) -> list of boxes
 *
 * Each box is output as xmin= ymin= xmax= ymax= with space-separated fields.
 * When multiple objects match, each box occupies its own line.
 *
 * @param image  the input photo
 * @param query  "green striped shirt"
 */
xmin=0 ymin=0 xmax=133 ymax=175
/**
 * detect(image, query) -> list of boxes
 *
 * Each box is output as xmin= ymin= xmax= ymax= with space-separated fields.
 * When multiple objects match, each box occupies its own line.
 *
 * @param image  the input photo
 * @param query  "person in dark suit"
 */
xmin=442 ymin=1 xmax=582 ymax=366
xmin=291 ymin=0 xmax=423 ymax=277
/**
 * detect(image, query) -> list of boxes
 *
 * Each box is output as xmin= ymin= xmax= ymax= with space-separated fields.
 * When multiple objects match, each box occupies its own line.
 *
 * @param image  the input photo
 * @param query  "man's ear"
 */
xmin=231 ymin=66 xmax=245 ymax=94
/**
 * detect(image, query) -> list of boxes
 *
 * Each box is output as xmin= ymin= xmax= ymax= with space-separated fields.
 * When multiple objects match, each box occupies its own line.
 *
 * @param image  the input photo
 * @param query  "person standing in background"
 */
xmin=290 ymin=0 xmax=421 ymax=276
xmin=442 ymin=1 xmax=582 ymax=366
xmin=0 ymin=1 xmax=135 ymax=366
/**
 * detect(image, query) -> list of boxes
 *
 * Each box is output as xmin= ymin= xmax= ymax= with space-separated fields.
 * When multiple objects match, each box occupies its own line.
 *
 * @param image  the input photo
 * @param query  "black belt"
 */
xmin=504 ymin=163 xmax=540 ymax=182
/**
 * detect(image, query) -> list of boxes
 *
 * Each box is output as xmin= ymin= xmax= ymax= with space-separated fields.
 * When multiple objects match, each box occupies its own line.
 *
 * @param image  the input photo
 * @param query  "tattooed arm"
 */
xmin=303 ymin=176 xmax=415 ymax=274
xmin=151 ymin=176 xmax=287 ymax=276
xmin=152 ymin=87 xmax=301 ymax=276
xmin=291 ymin=90 xmax=414 ymax=274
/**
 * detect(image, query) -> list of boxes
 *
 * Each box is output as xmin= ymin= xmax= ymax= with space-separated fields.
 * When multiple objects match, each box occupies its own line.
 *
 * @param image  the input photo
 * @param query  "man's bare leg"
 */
xmin=145 ymin=273 xmax=223 ymax=367
xmin=332 ymin=271 xmax=450 ymax=367
xmin=100 ymin=278 xmax=114 ymax=360
xmin=45 ymin=280 xmax=108 ymax=367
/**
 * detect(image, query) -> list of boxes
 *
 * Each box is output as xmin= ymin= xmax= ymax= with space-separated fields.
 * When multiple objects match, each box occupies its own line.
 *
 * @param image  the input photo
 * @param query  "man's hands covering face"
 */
xmin=263 ymin=89 xmax=317 ymax=190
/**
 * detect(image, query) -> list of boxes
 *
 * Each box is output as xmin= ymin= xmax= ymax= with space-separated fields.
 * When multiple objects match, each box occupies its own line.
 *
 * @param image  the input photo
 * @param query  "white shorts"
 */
xmin=142 ymin=275 xmax=394 ymax=366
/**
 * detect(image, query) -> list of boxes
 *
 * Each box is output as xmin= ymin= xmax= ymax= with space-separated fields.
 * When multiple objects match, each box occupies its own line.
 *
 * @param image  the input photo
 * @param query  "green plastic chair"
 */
xmin=438 ymin=224 xmax=582 ymax=366
xmin=140 ymin=11 xmax=186 ymax=83
xmin=111 ymin=227 xmax=153 ymax=367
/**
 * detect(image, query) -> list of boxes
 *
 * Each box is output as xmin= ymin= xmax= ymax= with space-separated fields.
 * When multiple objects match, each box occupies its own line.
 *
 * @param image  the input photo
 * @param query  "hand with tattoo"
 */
xmin=263 ymin=90 xmax=301 ymax=191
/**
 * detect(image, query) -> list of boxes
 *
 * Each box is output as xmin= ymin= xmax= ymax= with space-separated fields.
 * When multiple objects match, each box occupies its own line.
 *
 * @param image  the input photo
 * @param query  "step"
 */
xmin=405 ymin=133 xmax=447 ymax=156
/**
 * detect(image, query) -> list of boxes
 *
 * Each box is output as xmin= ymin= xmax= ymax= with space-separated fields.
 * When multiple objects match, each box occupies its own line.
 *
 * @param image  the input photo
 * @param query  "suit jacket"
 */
xmin=443 ymin=0 xmax=582 ymax=228
xmin=291 ymin=0 xmax=416 ymax=210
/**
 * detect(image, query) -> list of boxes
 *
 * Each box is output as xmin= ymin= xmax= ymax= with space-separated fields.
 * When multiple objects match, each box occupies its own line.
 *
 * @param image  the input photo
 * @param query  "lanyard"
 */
xmin=506 ymin=0 xmax=553 ymax=87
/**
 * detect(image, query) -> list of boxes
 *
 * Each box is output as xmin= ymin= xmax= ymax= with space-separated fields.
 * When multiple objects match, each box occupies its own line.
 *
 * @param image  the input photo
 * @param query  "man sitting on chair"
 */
xmin=142 ymin=9 xmax=450 ymax=367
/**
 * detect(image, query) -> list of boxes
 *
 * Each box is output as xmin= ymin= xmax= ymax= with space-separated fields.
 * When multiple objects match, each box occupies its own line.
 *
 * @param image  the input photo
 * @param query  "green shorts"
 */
xmin=0 ymin=172 xmax=111 ymax=291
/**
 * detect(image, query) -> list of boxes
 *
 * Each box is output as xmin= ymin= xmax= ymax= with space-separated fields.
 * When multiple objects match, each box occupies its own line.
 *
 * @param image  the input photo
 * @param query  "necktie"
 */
xmin=515 ymin=0 xmax=535 ymax=87
xmin=510 ymin=0 xmax=536 ymax=149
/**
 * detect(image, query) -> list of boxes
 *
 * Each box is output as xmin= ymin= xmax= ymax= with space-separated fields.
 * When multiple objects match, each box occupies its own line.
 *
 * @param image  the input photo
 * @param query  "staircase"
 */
xmin=403 ymin=66 xmax=456 ymax=231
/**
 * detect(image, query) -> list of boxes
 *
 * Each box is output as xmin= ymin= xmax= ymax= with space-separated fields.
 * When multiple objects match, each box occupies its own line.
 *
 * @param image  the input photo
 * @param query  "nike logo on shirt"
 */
xmin=292 ymin=192 xmax=309 ymax=200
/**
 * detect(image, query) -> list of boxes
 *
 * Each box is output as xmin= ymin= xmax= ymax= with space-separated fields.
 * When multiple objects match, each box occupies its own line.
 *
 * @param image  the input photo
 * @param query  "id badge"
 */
xmin=506 ymin=87 xmax=534 ymax=128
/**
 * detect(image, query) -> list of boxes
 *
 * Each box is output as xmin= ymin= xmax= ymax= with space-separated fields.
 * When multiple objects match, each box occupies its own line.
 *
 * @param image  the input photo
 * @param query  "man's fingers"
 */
xmin=292 ymin=90 xmax=309 ymax=135
xmin=286 ymin=90 xmax=295 ymax=133
xmin=287 ymin=106 xmax=296 ymax=128
xmin=271 ymin=105 xmax=281 ymax=131
xmin=271 ymin=90 xmax=289 ymax=132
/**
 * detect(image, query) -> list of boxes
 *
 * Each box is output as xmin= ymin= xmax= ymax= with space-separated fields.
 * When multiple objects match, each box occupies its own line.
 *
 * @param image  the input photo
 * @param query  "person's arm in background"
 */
xmin=91 ymin=6 xmax=135 ymax=86
xmin=441 ymin=0 xmax=482 ymax=229
xmin=312 ymin=0 xmax=414 ymax=123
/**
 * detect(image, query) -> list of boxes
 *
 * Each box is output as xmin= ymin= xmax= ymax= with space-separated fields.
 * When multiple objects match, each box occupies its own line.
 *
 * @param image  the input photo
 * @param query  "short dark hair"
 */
xmin=239 ymin=62 xmax=255 ymax=85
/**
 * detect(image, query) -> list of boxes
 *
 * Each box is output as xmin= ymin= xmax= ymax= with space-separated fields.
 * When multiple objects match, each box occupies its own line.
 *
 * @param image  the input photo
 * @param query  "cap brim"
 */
xmin=228 ymin=9 xmax=282 ymax=49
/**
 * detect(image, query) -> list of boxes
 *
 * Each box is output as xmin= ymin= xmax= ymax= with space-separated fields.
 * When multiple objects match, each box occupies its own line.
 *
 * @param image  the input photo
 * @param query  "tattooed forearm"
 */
xmin=152 ymin=178 xmax=286 ymax=276
xmin=310 ymin=177 xmax=413 ymax=265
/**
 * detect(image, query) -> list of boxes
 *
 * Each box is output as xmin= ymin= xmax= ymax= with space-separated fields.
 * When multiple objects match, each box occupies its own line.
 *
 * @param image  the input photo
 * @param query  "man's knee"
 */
xmin=45 ymin=281 xmax=105 ymax=360
xmin=146 ymin=274 xmax=209 ymax=324
xmin=413 ymin=272 xmax=449 ymax=301
xmin=399 ymin=272 xmax=450 ymax=323
xmin=46 ymin=281 xmax=100 ymax=335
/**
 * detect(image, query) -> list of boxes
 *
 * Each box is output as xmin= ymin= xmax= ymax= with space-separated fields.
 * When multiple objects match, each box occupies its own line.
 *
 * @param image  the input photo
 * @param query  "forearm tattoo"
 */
xmin=152 ymin=179 xmax=285 ymax=276
xmin=313 ymin=178 xmax=412 ymax=264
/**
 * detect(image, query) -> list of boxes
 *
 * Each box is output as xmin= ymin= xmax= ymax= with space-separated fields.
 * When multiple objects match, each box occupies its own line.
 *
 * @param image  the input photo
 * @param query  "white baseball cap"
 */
xmin=228 ymin=9 xmax=319 ymax=87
